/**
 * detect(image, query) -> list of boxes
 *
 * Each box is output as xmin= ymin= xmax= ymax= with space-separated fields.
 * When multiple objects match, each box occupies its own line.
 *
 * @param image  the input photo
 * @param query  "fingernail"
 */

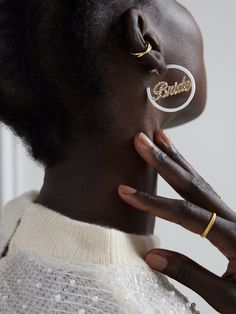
xmin=118 ymin=185 xmax=137 ymax=195
xmin=160 ymin=130 xmax=172 ymax=145
xmin=145 ymin=253 xmax=168 ymax=271
xmin=139 ymin=132 xmax=155 ymax=150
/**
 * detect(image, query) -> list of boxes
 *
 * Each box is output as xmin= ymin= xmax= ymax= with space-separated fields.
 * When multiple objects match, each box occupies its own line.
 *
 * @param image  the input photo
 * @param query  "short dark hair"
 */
xmin=0 ymin=0 xmax=150 ymax=167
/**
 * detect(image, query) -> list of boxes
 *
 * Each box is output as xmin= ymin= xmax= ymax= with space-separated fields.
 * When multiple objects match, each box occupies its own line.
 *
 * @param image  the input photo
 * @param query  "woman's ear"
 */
xmin=122 ymin=7 xmax=167 ymax=75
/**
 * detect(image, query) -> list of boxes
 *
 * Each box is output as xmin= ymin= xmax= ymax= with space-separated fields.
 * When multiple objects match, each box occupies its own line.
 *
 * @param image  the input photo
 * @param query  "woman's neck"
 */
xmin=33 ymin=134 xmax=157 ymax=235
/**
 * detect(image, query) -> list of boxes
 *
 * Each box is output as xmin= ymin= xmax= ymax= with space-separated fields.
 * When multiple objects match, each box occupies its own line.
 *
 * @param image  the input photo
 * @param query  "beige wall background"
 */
xmin=1 ymin=1 xmax=236 ymax=313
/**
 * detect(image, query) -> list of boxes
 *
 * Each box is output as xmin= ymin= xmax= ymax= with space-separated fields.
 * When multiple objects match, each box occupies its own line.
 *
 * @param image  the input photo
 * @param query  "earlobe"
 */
xmin=123 ymin=7 xmax=167 ymax=75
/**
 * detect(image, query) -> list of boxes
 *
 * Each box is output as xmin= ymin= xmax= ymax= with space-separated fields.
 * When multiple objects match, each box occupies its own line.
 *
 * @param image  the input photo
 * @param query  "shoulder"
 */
xmin=0 ymin=190 xmax=39 ymax=257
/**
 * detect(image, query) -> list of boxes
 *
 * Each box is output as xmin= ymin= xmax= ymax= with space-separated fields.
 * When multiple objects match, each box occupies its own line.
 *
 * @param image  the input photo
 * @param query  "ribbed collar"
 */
xmin=7 ymin=190 xmax=160 ymax=266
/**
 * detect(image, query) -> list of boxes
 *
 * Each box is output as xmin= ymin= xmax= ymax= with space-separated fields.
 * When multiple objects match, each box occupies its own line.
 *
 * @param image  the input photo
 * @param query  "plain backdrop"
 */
xmin=0 ymin=1 xmax=236 ymax=313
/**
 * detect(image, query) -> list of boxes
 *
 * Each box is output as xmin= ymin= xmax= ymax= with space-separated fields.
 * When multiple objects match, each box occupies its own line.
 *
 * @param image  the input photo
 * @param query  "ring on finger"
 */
xmin=201 ymin=212 xmax=217 ymax=238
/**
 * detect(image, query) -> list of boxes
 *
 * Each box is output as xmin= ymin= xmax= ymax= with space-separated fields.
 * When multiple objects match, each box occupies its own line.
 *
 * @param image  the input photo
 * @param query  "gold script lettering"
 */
xmin=153 ymin=76 xmax=192 ymax=101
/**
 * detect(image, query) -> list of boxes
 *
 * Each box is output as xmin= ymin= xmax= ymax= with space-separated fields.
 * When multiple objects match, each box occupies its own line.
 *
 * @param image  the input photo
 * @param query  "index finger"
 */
xmin=117 ymin=186 xmax=236 ymax=259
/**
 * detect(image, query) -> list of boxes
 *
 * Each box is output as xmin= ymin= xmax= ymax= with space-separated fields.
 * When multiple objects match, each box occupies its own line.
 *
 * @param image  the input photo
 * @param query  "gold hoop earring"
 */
xmin=149 ymin=69 xmax=159 ymax=75
xmin=129 ymin=41 xmax=152 ymax=58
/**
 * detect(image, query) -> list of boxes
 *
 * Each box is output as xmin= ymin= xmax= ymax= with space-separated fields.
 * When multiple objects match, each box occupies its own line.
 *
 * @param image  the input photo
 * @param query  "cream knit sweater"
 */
xmin=0 ymin=190 xmax=200 ymax=314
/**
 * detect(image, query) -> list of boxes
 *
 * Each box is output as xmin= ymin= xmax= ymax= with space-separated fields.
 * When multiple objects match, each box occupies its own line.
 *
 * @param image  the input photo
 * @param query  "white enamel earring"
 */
xmin=146 ymin=64 xmax=196 ymax=113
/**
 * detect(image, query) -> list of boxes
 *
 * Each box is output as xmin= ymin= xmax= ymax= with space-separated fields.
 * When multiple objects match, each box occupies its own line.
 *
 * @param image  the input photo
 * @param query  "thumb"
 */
xmin=144 ymin=249 xmax=229 ymax=313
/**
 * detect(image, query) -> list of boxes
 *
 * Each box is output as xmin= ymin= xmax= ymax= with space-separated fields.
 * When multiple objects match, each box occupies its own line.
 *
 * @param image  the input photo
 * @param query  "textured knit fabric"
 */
xmin=0 ymin=191 xmax=201 ymax=313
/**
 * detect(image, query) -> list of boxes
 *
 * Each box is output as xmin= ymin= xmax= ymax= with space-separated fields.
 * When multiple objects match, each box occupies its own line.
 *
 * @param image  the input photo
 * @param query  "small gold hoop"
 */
xmin=201 ymin=212 xmax=216 ymax=238
xmin=149 ymin=69 xmax=159 ymax=75
xmin=130 ymin=41 xmax=152 ymax=58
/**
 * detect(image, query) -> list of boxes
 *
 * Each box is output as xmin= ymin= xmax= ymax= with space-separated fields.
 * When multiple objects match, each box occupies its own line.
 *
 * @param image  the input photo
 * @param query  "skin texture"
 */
xmin=118 ymin=130 xmax=236 ymax=313
xmin=34 ymin=0 xmax=207 ymax=234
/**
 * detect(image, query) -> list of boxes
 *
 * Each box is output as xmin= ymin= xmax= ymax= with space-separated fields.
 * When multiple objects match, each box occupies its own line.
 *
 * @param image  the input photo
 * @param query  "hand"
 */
xmin=117 ymin=130 xmax=236 ymax=314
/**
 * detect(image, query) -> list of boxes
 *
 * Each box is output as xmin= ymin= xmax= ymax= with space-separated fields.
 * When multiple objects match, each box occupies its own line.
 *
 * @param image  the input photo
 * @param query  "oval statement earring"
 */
xmin=129 ymin=41 xmax=196 ymax=113
xmin=146 ymin=64 xmax=196 ymax=113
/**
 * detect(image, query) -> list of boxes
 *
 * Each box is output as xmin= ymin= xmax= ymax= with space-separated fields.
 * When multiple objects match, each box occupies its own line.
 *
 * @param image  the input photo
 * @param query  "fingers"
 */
xmin=158 ymin=132 xmax=236 ymax=222
xmin=144 ymin=249 xmax=236 ymax=314
xmin=117 ymin=185 xmax=236 ymax=254
xmin=134 ymin=132 xmax=192 ymax=195
xmin=134 ymin=131 xmax=236 ymax=222
xmin=118 ymin=186 xmax=205 ymax=235
xmin=154 ymin=130 xmax=198 ymax=176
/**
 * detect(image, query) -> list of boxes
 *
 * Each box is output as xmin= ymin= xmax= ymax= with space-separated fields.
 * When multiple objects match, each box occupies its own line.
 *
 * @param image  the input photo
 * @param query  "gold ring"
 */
xmin=130 ymin=41 xmax=152 ymax=58
xmin=201 ymin=212 xmax=216 ymax=238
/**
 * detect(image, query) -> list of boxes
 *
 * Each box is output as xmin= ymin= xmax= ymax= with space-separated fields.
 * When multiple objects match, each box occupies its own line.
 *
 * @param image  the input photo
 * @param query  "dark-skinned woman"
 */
xmin=0 ymin=0 xmax=219 ymax=313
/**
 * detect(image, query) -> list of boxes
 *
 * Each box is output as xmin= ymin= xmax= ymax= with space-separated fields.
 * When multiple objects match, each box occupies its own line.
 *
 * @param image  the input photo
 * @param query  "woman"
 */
xmin=0 ymin=0 xmax=234 ymax=313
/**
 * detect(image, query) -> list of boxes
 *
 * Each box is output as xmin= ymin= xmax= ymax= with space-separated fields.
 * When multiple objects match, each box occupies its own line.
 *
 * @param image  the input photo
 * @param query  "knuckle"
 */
xmin=191 ymin=176 xmax=211 ymax=193
xmin=170 ymin=144 xmax=183 ymax=162
xmin=140 ymin=191 xmax=159 ymax=211
xmin=176 ymin=200 xmax=195 ymax=224
xmin=181 ymin=200 xmax=195 ymax=214
xmin=176 ymin=259 xmax=193 ymax=286
xmin=177 ymin=174 xmax=193 ymax=195
xmin=183 ymin=175 xmax=211 ymax=194
xmin=152 ymin=147 xmax=168 ymax=164
xmin=174 ymin=199 xmax=185 ymax=215
xmin=174 ymin=200 xmax=186 ymax=226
